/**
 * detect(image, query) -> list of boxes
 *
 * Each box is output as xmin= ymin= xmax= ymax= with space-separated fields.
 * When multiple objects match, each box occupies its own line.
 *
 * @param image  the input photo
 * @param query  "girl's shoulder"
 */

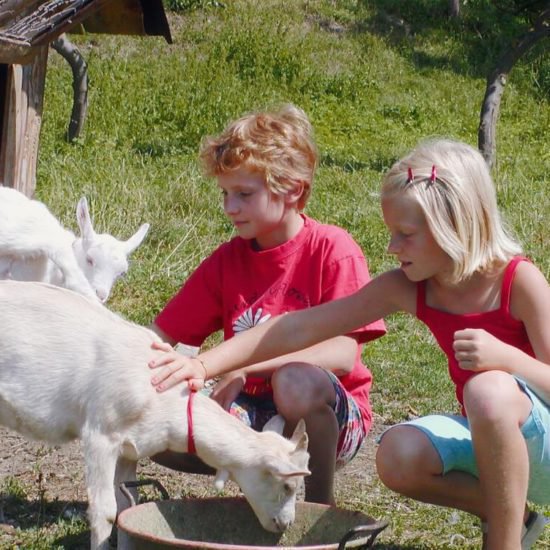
xmin=509 ymin=259 xmax=549 ymax=320
xmin=512 ymin=259 xmax=548 ymax=291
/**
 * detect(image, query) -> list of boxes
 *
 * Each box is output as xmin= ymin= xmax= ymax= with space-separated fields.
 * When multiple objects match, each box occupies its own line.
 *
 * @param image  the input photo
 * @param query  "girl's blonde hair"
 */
xmin=381 ymin=138 xmax=522 ymax=284
xmin=199 ymin=104 xmax=317 ymax=210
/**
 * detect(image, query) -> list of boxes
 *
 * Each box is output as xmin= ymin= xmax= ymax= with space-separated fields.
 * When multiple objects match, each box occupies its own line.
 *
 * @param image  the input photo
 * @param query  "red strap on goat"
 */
xmin=187 ymin=390 xmax=197 ymax=454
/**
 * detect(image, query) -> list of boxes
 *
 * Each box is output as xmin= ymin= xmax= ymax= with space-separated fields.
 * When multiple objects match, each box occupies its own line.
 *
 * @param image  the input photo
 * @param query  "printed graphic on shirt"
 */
xmin=233 ymin=307 xmax=272 ymax=334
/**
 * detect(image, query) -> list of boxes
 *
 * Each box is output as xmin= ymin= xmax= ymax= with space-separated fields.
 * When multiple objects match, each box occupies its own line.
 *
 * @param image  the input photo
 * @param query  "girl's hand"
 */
xmin=149 ymin=341 xmax=206 ymax=392
xmin=210 ymin=370 xmax=246 ymax=410
xmin=453 ymin=329 xmax=511 ymax=372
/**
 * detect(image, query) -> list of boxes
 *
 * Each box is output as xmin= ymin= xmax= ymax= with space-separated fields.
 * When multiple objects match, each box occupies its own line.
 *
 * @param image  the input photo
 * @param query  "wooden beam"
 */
xmin=0 ymin=44 xmax=48 ymax=196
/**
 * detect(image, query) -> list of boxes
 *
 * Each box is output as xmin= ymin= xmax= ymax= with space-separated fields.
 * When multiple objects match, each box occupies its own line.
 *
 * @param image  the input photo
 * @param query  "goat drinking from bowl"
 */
xmin=0 ymin=186 xmax=149 ymax=302
xmin=0 ymin=281 xmax=310 ymax=550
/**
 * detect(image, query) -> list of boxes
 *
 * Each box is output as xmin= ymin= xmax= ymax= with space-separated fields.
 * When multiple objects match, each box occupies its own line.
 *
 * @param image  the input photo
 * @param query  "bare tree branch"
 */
xmin=478 ymin=8 xmax=549 ymax=167
xmin=51 ymin=32 xmax=88 ymax=142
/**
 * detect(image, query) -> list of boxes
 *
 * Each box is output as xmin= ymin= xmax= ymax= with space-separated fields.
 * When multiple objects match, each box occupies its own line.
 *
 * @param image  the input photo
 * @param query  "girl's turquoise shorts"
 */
xmin=381 ymin=379 xmax=550 ymax=504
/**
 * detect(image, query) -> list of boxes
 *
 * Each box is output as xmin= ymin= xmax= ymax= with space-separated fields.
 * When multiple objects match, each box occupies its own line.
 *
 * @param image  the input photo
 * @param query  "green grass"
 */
xmin=7 ymin=0 xmax=550 ymax=547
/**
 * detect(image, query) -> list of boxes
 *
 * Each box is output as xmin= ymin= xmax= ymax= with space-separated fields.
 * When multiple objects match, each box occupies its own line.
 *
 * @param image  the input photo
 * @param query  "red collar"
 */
xmin=187 ymin=390 xmax=197 ymax=454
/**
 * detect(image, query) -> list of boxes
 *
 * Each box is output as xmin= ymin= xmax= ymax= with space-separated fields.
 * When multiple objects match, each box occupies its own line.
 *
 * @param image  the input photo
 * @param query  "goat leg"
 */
xmin=82 ymin=430 xmax=120 ymax=549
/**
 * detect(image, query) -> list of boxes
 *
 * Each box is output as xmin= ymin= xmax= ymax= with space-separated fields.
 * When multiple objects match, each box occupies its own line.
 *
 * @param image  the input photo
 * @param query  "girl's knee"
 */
xmin=464 ymin=371 xmax=529 ymax=423
xmin=376 ymin=426 xmax=416 ymax=471
xmin=376 ymin=425 xmax=441 ymax=491
xmin=464 ymin=370 xmax=513 ymax=400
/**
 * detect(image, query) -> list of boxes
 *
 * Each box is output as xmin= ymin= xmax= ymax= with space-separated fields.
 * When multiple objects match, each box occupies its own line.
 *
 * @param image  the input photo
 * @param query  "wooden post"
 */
xmin=0 ymin=45 xmax=48 ymax=197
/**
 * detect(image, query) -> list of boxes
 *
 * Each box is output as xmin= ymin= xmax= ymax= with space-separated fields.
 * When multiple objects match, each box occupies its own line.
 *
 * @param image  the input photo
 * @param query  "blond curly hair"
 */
xmin=199 ymin=104 xmax=317 ymax=210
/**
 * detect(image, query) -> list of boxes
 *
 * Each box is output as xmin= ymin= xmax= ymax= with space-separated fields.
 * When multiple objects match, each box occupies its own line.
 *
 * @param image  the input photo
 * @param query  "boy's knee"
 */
xmin=272 ymin=362 xmax=330 ymax=397
xmin=272 ymin=363 xmax=335 ymax=417
xmin=272 ymin=362 xmax=305 ymax=390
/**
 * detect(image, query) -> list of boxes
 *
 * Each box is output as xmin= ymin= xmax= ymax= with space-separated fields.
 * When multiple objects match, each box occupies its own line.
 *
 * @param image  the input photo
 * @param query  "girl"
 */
xmin=150 ymin=138 xmax=550 ymax=549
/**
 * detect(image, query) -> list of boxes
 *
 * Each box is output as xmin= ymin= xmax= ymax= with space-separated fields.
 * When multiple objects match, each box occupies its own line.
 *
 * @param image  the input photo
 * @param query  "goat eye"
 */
xmin=86 ymin=256 xmax=94 ymax=266
xmin=283 ymin=482 xmax=293 ymax=494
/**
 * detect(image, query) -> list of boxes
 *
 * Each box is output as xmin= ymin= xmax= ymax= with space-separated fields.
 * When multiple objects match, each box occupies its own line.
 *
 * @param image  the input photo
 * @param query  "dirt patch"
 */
xmin=0 ymin=418 xmax=386 ymax=547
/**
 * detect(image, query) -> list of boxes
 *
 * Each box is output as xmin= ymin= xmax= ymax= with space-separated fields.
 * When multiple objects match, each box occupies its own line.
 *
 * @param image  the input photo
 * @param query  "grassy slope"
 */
xmin=5 ymin=0 xmax=550 ymax=547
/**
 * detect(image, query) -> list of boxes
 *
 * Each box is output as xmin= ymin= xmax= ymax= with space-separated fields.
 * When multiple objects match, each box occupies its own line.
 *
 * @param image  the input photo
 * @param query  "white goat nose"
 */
xmin=273 ymin=517 xmax=291 ymax=532
xmin=96 ymin=290 xmax=108 ymax=302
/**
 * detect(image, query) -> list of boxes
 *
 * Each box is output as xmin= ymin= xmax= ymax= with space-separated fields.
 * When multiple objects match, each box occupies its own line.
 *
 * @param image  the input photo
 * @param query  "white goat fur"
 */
xmin=0 ymin=281 xmax=310 ymax=549
xmin=0 ymin=187 xmax=150 ymax=302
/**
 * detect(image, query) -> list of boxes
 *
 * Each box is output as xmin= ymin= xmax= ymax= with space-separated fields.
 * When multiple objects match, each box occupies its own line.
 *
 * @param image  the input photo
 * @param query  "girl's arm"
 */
xmin=150 ymin=269 xmax=411 ymax=391
xmin=209 ymin=335 xmax=357 ymax=410
xmin=235 ymin=335 xmax=358 ymax=377
xmin=507 ymin=262 xmax=550 ymax=400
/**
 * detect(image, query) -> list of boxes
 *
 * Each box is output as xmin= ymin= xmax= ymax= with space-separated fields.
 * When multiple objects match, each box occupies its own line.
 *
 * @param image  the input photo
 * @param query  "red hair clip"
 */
xmin=430 ymin=165 xmax=437 ymax=183
xmin=407 ymin=167 xmax=414 ymax=184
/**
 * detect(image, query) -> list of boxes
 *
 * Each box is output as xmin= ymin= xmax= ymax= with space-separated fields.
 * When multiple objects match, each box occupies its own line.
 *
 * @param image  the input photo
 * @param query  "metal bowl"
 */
xmin=117 ymin=494 xmax=388 ymax=549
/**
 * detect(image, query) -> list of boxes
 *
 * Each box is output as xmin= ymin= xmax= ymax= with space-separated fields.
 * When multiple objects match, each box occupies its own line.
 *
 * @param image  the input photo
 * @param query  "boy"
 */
xmin=151 ymin=104 xmax=386 ymax=504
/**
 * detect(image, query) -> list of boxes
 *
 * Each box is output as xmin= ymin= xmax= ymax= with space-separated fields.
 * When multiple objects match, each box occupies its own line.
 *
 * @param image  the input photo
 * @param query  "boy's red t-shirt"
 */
xmin=155 ymin=215 xmax=386 ymax=431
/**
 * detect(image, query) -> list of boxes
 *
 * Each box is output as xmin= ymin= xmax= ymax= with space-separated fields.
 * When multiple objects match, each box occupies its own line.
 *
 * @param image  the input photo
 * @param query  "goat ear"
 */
xmin=290 ymin=418 xmax=308 ymax=452
xmin=283 ymin=468 xmax=311 ymax=479
xmin=262 ymin=414 xmax=285 ymax=435
xmin=124 ymin=223 xmax=150 ymax=255
xmin=76 ymin=197 xmax=95 ymax=241
xmin=267 ymin=458 xmax=310 ymax=479
xmin=213 ymin=469 xmax=229 ymax=491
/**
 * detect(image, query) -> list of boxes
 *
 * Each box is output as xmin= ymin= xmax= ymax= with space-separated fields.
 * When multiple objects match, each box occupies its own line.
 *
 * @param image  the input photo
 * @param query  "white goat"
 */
xmin=0 ymin=281 xmax=310 ymax=550
xmin=0 ymin=187 xmax=150 ymax=302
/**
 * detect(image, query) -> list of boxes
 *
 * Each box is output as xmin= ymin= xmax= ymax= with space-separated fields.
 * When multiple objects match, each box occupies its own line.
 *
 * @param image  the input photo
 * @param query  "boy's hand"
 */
xmin=149 ymin=341 xmax=206 ymax=392
xmin=453 ymin=329 xmax=511 ymax=373
xmin=210 ymin=370 xmax=246 ymax=410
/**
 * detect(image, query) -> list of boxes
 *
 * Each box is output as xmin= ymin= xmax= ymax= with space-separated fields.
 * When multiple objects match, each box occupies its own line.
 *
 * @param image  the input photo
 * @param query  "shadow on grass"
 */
xmin=53 ymin=530 xmax=90 ymax=550
xmin=1 ymin=494 xmax=86 ymax=526
xmin=353 ymin=0 xmax=542 ymax=86
xmin=1 ymin=494 xmax=90 ymax=547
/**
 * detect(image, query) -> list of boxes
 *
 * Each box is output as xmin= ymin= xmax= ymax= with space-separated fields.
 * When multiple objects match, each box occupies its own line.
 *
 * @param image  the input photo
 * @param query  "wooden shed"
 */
xmin=0 ymin=0 xmax=172 ymax=197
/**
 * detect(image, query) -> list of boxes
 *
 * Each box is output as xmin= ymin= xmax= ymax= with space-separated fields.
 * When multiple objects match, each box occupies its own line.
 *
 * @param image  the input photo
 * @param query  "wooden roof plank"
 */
xmin=0 ymin=0 xmax=171 ymax=64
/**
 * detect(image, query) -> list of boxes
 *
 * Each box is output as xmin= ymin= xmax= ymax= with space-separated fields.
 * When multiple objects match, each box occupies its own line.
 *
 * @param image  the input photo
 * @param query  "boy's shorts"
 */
xmin=222 ymin=370 xmax=366 ymax=470
xmin=380 ymin=379 xmax=550 ymax=505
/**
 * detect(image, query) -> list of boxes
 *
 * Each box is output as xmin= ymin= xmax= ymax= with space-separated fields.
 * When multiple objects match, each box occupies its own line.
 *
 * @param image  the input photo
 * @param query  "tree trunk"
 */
xmin=51 ymin=33 xmax=88 ymax=142
xmin=449 ymin=0 xmax=460 ymax=18
xmin=478 ymin=9 xmax=550 ymax=167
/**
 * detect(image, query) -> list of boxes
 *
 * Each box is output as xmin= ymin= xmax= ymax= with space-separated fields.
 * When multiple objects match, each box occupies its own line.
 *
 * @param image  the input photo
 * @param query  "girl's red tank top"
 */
xmin=416 ymin=257 xmax=534 ymax=413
